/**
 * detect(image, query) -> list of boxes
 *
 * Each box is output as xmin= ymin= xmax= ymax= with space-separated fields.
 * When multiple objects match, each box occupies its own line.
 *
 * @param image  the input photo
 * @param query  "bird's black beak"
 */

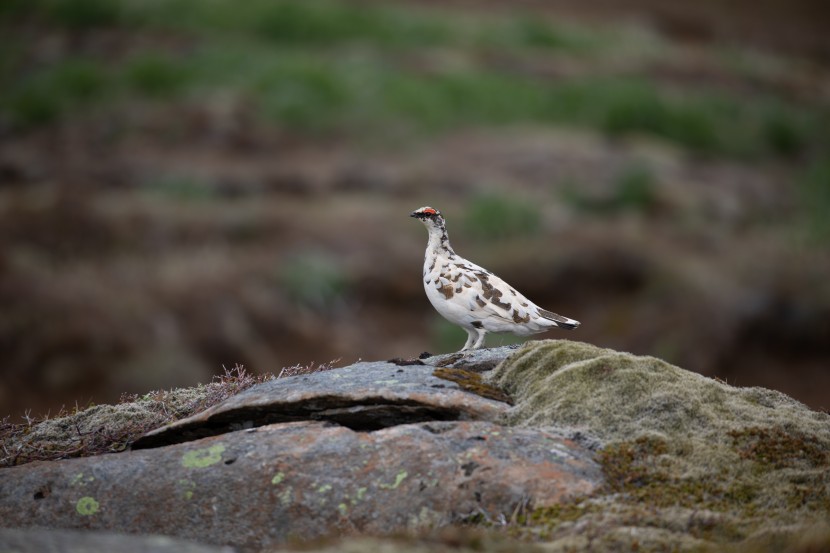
xmin=410 ymin=211 xmax=420 ymax=219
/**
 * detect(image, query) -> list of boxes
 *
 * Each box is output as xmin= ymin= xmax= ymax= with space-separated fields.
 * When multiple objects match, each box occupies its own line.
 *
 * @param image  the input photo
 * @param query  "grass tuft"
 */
xmin=277 ymin=359 xmax=340 ymax=379
xmin=0 ymin=365 xmax=269 ymax=467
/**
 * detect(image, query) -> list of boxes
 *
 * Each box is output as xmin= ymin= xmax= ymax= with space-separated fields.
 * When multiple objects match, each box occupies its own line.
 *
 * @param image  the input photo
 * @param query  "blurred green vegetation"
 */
xmin=124 ymin=53 xmax=192 ymax=98
xmin=430 ymin=319 xmax=528 ymax=352
xmin=142 ymin=175 xmax=217 ymax=202
xmin=277 ymin=254 xmax=349 ymax=312
xmin=463 ymin=194 xmax=543 ymax=239
xmin=563 ymin=163 xmax=658 ymax=215
xmin=4 ymin=59 xmax=111 ymax=127
xmin=430 ymin=319 xmax=468 ymax=353
xmin=2 ymin=0 xmax=828 ymax=160
xmin=800 ymin=161 xmax=830 ymax=242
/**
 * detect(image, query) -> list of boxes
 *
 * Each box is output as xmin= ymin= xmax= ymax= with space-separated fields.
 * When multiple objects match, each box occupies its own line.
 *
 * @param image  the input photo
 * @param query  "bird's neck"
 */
xmin=426 ymin=223 xmax=455 ymax=257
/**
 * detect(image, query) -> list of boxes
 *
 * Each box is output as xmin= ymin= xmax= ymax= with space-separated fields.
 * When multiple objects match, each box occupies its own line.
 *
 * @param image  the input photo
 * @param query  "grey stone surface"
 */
xmin=135 ymin=361 xmax=510 ymax=448
xmin=0 ymin=421 xmax=601 ymax=550
xmin=425 ymin=345 xmax=521 ymax=373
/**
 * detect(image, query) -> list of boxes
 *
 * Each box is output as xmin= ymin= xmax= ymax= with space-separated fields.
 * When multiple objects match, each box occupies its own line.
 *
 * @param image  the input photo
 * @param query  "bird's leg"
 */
xmin=460 ymin=328 xmax=476 ymax=351
xmin=471 ymin=328 xmax=487 ymax=350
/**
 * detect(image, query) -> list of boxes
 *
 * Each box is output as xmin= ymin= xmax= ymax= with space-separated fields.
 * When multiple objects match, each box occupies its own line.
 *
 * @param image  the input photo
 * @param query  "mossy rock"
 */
xmin=486 ymin=339 xmax=830 ymax=551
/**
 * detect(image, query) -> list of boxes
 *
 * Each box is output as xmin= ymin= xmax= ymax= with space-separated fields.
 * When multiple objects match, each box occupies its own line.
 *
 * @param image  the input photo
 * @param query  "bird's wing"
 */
xmin=439 ymin=258 xmax=537 ymax=325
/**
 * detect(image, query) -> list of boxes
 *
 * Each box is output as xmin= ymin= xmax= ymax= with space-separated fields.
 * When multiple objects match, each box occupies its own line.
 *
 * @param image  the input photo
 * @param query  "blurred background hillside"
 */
xmin=1 ymin=0 xmax=829 ymax=419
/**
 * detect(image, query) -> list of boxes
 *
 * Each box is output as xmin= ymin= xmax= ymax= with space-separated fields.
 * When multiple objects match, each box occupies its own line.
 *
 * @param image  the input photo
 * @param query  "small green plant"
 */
xmin=799 ymin=160 xmax=830 ymax=242
xmin=42 ymin=0 xmax=122 ymax=29
xmin=277 ymin=253 xmax=348 ymax=311
xmin=124 ymin=53 xmax=189 ymax=98
xmin=253 ymin=1 xmax=444 ymax=46
xmin=142 ymin=175 xmax=216 ymax=201
xmin=599 ymin=82 xmax=720 ymax=152
xmin=0 ymin=0 xmax=30 ymax=20
xmin=614 ymin=164 xmax=658 ymax=212
xmin=762 ymin=108 xmax=805 ymax=156
xmin=463 ymin=194 xmax=542 ymax=240
xmin=5 ymin=86 xmax=62 ymax=127
xmin=562 ymin=163 xmax=657 ymax=215
xmin=53 ymin=59 xmax=108 ymax=100
xmin=514 ymin=17 xmax=570 ymax=49
xmin=2 ymin=58 xmax=109 ymax=127
xmin=256 ymin=59 xmax=350 ymax=130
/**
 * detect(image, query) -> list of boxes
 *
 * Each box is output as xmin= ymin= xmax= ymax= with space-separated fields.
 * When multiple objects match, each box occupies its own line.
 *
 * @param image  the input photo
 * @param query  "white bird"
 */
xmin=411 ymin=206 xmax=580 ymax=351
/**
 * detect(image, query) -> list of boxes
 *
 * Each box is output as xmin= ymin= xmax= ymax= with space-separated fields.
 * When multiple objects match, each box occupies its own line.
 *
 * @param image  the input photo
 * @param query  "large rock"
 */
xmin=7 ymin=340 xmax=826 ymax=552
xmin=135 ymin=360 xmax=511 ymax=448
xmin=0 ymin=420 xmax=599 ymax=549
xmin=0 ymin=350 xmax=601 ymax=550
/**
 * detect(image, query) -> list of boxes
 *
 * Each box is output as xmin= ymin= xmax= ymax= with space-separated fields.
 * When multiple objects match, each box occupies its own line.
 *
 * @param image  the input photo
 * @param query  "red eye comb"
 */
xmin=423 ymin=208 xmax=437 ymax=215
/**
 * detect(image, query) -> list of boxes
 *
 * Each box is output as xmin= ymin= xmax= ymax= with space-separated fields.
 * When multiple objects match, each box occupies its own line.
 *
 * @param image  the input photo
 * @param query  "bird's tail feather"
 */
xmin=539 ymin=309 xmax=580 ymax=330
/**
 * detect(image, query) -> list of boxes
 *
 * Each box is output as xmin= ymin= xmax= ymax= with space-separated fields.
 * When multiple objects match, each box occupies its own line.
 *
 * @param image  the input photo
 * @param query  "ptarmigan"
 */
xmin=411 ymin=206 xmax=580 ymax=351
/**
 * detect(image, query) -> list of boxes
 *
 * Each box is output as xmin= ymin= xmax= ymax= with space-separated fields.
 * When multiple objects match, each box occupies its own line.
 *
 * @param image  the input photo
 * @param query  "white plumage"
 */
xmin=411 ymin=206 xmax=580 ymax=351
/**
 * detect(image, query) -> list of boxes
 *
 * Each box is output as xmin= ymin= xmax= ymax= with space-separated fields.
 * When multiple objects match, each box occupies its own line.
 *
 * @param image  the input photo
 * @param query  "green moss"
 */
xmin=433 ymin=368 xmax=512 ymax=405
xmin=527 ymin=499 xmax=596 ymax=528
xmin=729 ymin=426 xmax=829 ymax=470
xmin=486 ymin=340 xmax=830 ymax=550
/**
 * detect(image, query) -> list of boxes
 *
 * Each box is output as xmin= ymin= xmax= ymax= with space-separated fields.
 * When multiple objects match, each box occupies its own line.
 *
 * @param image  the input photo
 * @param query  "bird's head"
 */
xmin=410 ymin=206 xmax=444 ymax=229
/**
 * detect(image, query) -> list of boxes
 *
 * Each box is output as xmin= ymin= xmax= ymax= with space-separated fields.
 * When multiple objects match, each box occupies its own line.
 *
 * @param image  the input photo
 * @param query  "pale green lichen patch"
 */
xmin=338 ymin=503 xmax=349 ymax=516
xmin=318 ymin=484 xmax=333 ymax=493
xmin=70 ymin=473 xmax=94 ymax=487
xmin=271 ymin=472 xmax=285 ymax=485
xmin=278 ymin=486 xmax=293 ymax=506
xmin=75 ymin=496 xmax=99 ymax=516
xmin=349 ymin=486 xmax=368 ymax=505
xmin=379 ymin=470 xmax=408 ymax=490
xmin=487 ymin=339 xmax=830 ymax=551
xmin=178 ymin=479 xmax=196 ymax=500
xmin=181 ymin=444 xmax=225 ymax=468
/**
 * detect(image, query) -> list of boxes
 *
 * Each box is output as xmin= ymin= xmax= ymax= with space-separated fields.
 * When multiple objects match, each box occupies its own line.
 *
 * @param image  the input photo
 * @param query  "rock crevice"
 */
xmin=134 ymin=359 xmax=515 ymax=448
